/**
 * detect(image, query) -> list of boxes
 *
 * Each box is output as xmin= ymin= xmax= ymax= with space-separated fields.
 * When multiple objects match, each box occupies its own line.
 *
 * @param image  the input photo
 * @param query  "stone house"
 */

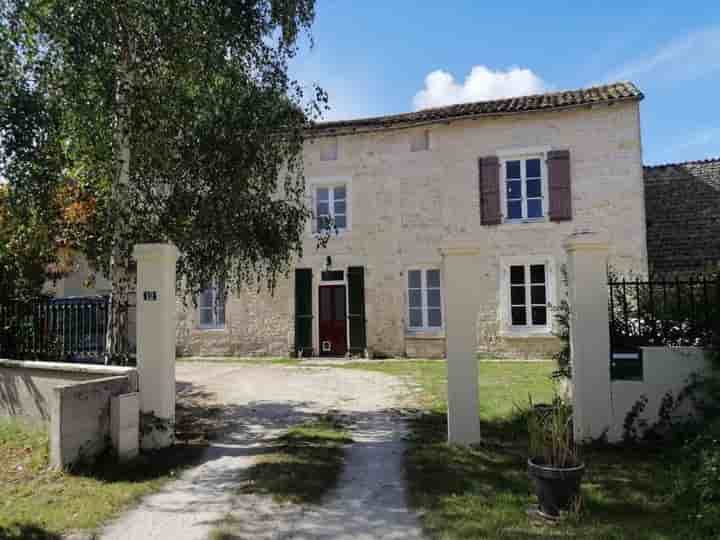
xmin=173 ymin=81 xmax=648 ymax=359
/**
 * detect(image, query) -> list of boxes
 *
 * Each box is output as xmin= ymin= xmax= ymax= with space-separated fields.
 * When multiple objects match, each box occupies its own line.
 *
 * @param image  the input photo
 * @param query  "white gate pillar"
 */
xmin=564 ymin=231 xmax=612 ymax=442
xmin=133 ymin=243 xmax=178 ymax=449
xmin=441 ymin=245 xmax=481 ymax=445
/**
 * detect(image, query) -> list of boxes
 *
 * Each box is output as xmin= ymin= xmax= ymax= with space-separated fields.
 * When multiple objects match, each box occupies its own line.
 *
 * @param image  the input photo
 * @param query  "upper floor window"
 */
xmin=316 ymin=185 xmax=347 ymax=232
xmin=199 ymin=281 xmax=226 ymax=329
xmin=410 ymin=130 xmax=429 ymax=152
xmin=503 ymin=157 xmax=545 ymax=221
xmin=509 ymin=263 xmax=548 ymax=328
xmin=407 ymin=269 xmax=442 ymax=330
xmin=319 ymin=138 xmax=338 ymax=161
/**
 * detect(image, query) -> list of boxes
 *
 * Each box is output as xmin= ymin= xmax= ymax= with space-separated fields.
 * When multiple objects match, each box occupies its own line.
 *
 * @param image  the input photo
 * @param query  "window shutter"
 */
xmin=347 ymin=266 xmax=367 ymax=354
xmin=547 ymin=150 xmax=572 ymax=221
xmin=479 ymin=156 xmax=501 ymax=225
xmin=294 ymin=269 xmax=313 ymax=356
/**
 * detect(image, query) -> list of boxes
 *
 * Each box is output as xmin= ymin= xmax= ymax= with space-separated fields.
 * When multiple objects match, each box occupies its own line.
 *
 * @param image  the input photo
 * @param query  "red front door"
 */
xmin=319 ymin=285 xmax=347 ymax=356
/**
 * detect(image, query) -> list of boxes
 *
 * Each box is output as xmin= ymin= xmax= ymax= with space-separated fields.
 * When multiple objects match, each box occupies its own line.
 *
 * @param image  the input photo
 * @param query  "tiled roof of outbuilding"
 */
xmin=308 ymin=81 xmax=643 ymax=135
xmin=643 ymin=158 xmax=720 ymax=276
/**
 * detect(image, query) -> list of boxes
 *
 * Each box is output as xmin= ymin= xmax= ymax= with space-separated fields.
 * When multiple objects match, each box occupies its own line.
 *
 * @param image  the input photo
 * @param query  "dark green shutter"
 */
xmin=347 ymin=266 xmax=366 ymax=354
xmin=294 ymin=269 xmax=313 ymax=356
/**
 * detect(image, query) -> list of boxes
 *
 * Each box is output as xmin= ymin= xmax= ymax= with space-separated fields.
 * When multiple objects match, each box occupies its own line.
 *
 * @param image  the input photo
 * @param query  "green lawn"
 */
xmin=344 ymin=360 xmax=680 ymax=540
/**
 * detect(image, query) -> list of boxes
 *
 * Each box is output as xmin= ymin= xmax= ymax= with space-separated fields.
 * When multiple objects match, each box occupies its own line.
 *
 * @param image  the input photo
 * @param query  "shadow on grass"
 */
xmin=0 ymin=524 xmax=62 ymax=540
xmin=404 ymin=410 xmax=678 ymax=540
xmin=238 ymin=416 xmax=352 ymax=504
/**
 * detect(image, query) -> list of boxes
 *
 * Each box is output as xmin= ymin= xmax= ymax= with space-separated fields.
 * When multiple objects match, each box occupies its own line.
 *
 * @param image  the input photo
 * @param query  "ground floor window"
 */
xmin=509 ymin=263 xmax=548 ymax=327
xmin=198 ymin=281 xmax=226 ymax=329
xmin=407 ymin=269 xmax=443 ymax=330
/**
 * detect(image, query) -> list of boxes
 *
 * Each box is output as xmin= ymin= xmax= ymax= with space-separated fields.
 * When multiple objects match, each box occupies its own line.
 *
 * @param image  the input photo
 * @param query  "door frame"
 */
xmin=315 ymin=276 xmax=350 ymax=356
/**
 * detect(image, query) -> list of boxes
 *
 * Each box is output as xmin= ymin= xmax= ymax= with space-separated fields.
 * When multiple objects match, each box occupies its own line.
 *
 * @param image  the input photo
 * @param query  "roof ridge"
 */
xmin=644 ymin=157 xmax=720 ymax=169
xmin=308 ymin=81 xmax=642 ymax=134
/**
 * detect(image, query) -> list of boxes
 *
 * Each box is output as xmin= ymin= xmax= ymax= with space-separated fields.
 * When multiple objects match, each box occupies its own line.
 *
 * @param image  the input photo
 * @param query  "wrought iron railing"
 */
xmin=0 ymin=295 xmax=132 ymax=363
xmin=608 ymin=275 xmax=720 ymax=350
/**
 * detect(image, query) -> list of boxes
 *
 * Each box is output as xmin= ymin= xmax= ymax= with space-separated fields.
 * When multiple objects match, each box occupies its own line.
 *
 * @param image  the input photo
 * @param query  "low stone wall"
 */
xmin=0 ymin=359 xmax=139 ymax=468
xmin=610 ymin=347 xmax=711 ymax=441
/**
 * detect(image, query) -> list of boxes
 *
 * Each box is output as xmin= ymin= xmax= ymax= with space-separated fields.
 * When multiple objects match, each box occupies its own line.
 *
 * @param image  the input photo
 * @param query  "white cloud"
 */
xmin=413 ymin=65 xmax=549 ymax=110
xmin=606 ymin=26 xmax=720 ymax=84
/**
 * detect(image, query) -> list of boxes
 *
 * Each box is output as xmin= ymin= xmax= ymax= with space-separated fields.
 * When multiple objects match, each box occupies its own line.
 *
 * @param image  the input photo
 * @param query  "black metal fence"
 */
xmin=0 ymin=295 xmax=134 ymax=363
xmin=608 ymin=275 xmax=720 ymax=351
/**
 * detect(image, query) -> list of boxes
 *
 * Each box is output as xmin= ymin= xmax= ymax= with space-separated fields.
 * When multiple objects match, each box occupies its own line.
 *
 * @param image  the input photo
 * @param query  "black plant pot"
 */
xmin=527 ymin=458 xmax=585 ymax=518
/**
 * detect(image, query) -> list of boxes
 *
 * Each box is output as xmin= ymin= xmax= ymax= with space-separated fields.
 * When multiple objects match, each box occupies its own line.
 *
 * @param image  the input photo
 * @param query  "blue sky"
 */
xmin=291 ymin=1 xmax=720 ymax=165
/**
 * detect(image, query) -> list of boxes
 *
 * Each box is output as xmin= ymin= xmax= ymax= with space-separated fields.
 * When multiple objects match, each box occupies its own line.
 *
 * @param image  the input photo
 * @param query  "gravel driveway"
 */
xmin=100 ymin=362 xmax=425 ymax=540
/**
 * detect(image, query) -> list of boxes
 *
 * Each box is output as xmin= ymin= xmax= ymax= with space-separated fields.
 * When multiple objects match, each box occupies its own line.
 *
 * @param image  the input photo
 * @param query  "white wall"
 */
xmin=610 ymin=347 xmax=711 ymax=441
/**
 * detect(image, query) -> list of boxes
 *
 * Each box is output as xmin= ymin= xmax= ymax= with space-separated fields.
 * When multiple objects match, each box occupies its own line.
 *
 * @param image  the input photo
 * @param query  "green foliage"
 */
xmin=1 ymin=0 xmax=327 ymax=299
xmin=527 ymin=396 xmax=580 ymax=468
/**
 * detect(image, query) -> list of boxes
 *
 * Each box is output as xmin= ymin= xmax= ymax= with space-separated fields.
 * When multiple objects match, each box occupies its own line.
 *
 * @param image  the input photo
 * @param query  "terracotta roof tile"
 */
xmin=308 ymin=81 xmax=643 ymax=135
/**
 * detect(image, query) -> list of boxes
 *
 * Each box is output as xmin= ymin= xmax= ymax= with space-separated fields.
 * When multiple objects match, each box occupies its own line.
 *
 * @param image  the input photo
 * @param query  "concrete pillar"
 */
xmin=441 ymin=245 xmax=481 ymax=445
xmin=564 ymin=231 xmax=612 ymax=442
xmin=133 ymin=243 xmax=178 ymax=449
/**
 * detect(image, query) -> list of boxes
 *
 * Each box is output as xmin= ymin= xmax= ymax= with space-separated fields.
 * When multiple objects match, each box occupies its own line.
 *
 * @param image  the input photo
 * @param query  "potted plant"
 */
xmin=527 ymin=397 xmax=585 ymax=519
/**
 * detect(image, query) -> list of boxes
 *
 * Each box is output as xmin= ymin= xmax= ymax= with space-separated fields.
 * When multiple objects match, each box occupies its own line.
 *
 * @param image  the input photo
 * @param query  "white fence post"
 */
xmin=564 ymin=231 xmax=613 ymax=442
xmin=441 ymin=246 xmax=481 ymax=445
xmin=133 ymin=243 xmax=178 ymax=449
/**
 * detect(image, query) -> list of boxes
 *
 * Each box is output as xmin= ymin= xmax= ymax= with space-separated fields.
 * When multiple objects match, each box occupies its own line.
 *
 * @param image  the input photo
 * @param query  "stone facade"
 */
xmin=179 ymin=99 xmax=647 ymax=358
xmin=643 ymin=158 xmax=720 ymax=276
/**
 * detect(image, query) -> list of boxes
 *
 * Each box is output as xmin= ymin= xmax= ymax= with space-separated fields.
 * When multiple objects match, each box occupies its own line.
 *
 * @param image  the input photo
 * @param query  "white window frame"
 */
xmin=198 ymin=281 xmax=226 ymax=330
xmin=497 ymin=147 xmax=551 ymax=224
xmin=308 ymin=176 xmax=352 ymax=236
xmin=406 ymin=268 xmax=444 ymax=332
xmin=499 ymin=255 xmax=556 ymax=337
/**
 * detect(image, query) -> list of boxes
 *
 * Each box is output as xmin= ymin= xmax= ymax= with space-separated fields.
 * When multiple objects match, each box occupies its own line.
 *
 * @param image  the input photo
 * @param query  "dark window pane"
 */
xmin=199 ymin=308 xmax=212 ymax=325
xmin=409 ymin=289 xmax=422 ymax=308
xmin=511 ymin=286 xmax=526 ymax=305
xmin=334 ymin=215 xmax=347 ymax=229
xmin=526 ymin=178 xmax=542 ymax=198
xmin=321 ymin=270 xmax=344 ymax=281
xmin=409 ymin=308 xmax=423 ymax=327
xmin=427 ymin=289 xmax=441 ymax=308
xmin=526 ymin=158 xmax=541 ymax=178
xmin=530 ymin=264 xmax=546 ymax=284
xmin=334 ymin=200 xmax=346 ymax=214
xmin=506 ymin=160 xmax=521 ymax=179
xmin=531 ymin=284 xmax=546 ymax=305
xmin=216 ymin=304 xmax=226 ymax=325
xmin=428 ymin=309 xmax=442 ymax=327
xmin=527 ymin=199 xmax=543 ymax=218
xmin=200 ymin=289 xmax=213 ymax=308
xmin=334 ymin=186 xmax=346 ymax=200
xmin=532 ymin=306 xmax=547 ymax=325
xmin=426 ymin=269 xmax=440 ymax=288
xmin=316 ymin=201 xmax=329 ymax=216
xmin=507 ymin=200 xmax=522 ymax=219
xmin=317 ymin=187 xmax=329 ymax=201
xmin=510 ymin=265 xmax=525 ymax=285
xmin=511 ymin=306 xmax=527 ymax=325
xmin=506 ymin=179 xmax=522 ymax=199
xmin=408 ymin=270 xmax=421 ymax=289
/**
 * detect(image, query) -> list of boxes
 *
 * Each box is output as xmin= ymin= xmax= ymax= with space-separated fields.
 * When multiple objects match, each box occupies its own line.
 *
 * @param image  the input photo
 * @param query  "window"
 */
xmin=407 ymin=269 xmax=442 ymax=330
xmin=504 ymin=157 xmax=544 ymax=221
xmin=509 ymin=264 xmax=548 ymax=327
xmin=319 ymin=138 xmax=338 ymax=161
xmin=198 ymin=281 xmax=226 ymax=329
xmin=410 ymin=130 xmax=429 ymax=152
xmin=316 ymin=185 xmax=347 ymax=232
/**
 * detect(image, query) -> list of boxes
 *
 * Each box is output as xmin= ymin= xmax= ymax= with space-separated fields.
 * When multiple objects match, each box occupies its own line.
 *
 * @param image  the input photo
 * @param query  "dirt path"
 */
xmin=100 ymin=363 xmax=425 ymax=540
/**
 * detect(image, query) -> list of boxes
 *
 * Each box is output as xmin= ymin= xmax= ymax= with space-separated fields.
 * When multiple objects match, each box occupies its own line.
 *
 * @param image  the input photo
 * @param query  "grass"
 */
xmin=0 ymin=389 xmax=217 ymax=539
xmin=343 ymin=360 xmax=681 ymax=540
xmin=238 ymin=415 xmax=353 ymax=505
